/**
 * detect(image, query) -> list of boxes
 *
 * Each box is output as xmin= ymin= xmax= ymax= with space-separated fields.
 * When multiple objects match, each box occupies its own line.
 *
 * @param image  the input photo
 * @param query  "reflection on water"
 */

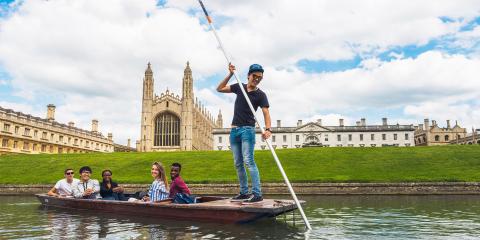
xmin=0 ymin=195 xmax=479 ymax=239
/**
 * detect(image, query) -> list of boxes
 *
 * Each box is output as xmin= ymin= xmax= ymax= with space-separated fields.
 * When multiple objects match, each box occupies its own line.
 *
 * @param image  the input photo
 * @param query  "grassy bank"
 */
xmin=0 ymin=145 xmax=479 ymax=184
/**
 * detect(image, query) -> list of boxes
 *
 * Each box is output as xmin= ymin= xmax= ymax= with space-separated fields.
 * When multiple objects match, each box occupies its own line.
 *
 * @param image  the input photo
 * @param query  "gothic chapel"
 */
xmin=139 ymin=62 xmax=222 ymax=151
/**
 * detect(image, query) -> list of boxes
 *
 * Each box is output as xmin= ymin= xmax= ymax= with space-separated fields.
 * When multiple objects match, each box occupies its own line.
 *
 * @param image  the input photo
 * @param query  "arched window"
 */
xmin=154 ymin=112 xmax=180 ymax=146
xmin=445 ymin=135 xmax=449 ymax=141
xmin=434 ymin=135 xmax=440 ymax=141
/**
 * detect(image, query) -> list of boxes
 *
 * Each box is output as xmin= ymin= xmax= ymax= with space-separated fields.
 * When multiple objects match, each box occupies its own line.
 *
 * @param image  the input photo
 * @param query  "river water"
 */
xmin=0 ymin=195 xmax=479 ymax=239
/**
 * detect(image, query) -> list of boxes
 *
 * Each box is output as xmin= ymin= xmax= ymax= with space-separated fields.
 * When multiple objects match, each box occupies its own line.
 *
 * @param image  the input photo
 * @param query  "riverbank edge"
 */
xmin=1 ymin=182 xmax=479 ymax=195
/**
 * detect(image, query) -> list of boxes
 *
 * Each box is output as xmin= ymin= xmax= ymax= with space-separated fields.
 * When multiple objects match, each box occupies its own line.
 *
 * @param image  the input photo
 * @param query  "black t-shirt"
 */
xmin=100 ymin=181 xmax=118 ymax=198
xmin=230 ymin=83 xmax=269 ymax=127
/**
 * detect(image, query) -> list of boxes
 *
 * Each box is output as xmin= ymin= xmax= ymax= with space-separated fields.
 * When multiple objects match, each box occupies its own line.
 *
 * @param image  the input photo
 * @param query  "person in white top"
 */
xmin=47 ymin=168 xmax=80 ymax=197
xmin=73 ymin=166 xmax=101 ymax=199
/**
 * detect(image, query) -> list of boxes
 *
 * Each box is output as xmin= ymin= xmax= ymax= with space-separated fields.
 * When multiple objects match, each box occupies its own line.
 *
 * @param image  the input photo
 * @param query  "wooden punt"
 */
xmin=35 ymin=194 xmax=302 ymax=224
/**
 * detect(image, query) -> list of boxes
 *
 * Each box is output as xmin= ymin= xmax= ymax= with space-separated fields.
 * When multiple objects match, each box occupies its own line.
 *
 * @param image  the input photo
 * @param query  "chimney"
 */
xmin=432 ymin=120 xmax=436 ymax=126
xmin=46 ymin=104 xmax=56 ymax=121
xmin=127 ymin=139 xmax=131 ymax=148
xmin=91 ymin=119 xmax=99 ymax=132
xmin=414 ymin=126 xmax=419 ymax=131
xmin=424 ymin=118 xmax=430 ymax=130
xmin=339 ymin=119 xmax=344 ymax=127
xmin=419 ymin=124 xmax=424 ymax=131
xmin=356 ymin=121 xmax=361 ymax=126
xmin=107 ymin=133 xmax=113 ymax=141
xmin=361 ymin=118 xmax=366 ymax=126
xmin=68 ymin=121 xmax=75 ymax=128
xmin=317 ymin=119 xmax=322 ymax=126
xmin=382 ymin=118 xmax=388 ymax=126
xmin=447 ymin=120 xmax=451 ymax=129
xmin=297 ymin=120 xmax=303 ymax=126
xmin=277 ymin=120 xmax=281 ymax=128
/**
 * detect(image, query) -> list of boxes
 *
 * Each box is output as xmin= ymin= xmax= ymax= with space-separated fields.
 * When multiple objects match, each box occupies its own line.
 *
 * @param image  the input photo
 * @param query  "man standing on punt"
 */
xmin=217 ymin=63 xmax=272 ymax=203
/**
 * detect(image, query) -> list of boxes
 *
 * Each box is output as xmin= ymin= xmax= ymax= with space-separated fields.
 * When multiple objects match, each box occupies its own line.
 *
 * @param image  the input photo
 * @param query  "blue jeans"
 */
xmin=230 ymin=126 xmax=262 ymax=196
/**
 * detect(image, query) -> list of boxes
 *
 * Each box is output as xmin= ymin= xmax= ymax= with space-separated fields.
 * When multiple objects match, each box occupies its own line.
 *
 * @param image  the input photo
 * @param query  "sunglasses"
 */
xmin=65 ymin=172 xmax=74 ymax=175
xmin=251 ymin=74 xmax=263 ymax=80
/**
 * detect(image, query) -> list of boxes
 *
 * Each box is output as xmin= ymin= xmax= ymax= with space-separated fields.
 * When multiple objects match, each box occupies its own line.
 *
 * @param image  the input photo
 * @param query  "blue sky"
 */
xmin=0 ymin=0 xmax=479 ymax=144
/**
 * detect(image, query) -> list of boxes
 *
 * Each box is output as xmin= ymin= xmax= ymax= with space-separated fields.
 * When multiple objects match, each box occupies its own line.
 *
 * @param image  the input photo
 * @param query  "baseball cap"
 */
xmin=248 ymin=64 xmax=264 ymax=75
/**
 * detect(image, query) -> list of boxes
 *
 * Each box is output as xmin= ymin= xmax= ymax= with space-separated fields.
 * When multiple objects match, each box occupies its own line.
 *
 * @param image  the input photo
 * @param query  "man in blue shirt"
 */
xmin=217 ymin=63 xmax=272 ymax=202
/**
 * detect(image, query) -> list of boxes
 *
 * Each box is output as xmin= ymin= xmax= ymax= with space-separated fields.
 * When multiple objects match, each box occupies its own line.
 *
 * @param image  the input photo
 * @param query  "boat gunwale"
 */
xmin=35 ymin=194 xmax=300 ymax=214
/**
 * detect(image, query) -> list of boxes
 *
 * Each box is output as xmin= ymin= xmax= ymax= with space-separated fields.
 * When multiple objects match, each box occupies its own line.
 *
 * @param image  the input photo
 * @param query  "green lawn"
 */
xmin=0 ymin=145 xmax=479 ymax=184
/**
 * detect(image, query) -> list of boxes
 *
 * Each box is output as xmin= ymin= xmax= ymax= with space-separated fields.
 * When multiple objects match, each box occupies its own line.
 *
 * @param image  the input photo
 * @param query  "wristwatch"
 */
xmin=265 ymin=128 xmax=271 ymax=132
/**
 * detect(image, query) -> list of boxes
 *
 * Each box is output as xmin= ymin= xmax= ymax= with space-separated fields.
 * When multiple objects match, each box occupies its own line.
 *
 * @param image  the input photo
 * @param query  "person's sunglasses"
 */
xmin=65 ymin=172 xmax=74 ymax=175
xmin=252 ymin=74 xmax=263 ymax=80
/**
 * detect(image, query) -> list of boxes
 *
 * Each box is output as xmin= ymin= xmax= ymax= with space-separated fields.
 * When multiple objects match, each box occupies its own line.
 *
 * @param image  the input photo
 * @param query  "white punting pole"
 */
xmin=197 ymin=0 xmax=312 ymax=230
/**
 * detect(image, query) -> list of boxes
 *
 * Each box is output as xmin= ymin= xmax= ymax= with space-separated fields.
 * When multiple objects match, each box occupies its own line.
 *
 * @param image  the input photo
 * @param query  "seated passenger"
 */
xmin=47 ymin=168 xmax=79 ymax=197
xmin=169 ymin=163 xmax=194 ymax=204
xmin=100 ymin=169 xmax=125 ymax=201
xmin=142 ymin=162 xmax=169 ymax=202
xmin=73 ymin=166 xmax=101 ymax=199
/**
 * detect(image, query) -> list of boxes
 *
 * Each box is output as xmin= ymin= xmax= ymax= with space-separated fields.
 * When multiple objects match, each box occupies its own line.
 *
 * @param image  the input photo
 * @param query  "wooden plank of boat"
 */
xmin=35 ymin=194 xmax=302 ymax=224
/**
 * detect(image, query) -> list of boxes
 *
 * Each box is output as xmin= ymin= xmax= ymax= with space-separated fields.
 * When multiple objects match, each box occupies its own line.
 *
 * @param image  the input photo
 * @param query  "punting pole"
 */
xmin=197 ymin=0 xmax=312 ymax=230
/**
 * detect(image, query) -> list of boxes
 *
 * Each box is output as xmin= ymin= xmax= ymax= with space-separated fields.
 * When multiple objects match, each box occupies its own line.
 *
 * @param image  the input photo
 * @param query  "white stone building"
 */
xmin=213 ymin=118 xmax=415 ymax=150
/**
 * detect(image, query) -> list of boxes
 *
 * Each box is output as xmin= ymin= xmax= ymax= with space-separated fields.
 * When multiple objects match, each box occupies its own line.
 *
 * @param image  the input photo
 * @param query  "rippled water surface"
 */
xmin=1 ymin=195 xmax=479 ymax=239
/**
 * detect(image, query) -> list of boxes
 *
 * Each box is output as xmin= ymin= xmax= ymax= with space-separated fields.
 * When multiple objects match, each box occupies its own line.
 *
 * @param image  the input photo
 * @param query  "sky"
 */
xmin=0 ymin=0 xmax=479 ymax=145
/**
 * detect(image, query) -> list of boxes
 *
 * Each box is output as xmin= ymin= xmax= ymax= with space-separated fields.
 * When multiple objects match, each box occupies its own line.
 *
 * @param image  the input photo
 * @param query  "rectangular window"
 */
xmin=13 ymin=141 xmax=18 ymax=148
xmin=219 ymin=136 xmax=222 ymax=143
xmin=42 ymin=132 xmax=47 ymax=139
xmin=348 ymin=134 xmax=352 ymax=141
xmin=382 ymin=134 xmax=386 ymax=140
xmin=23 ymin=142 xmax=29 ymax=150
xmin=296 ymin=135 xmax=299 ymax=141
xmin=337 ymin=135 xmax=341 ymax=141
xmin=86 ymin=141 xmax=89 ymax=147
xmin=405 ymin=133 xmax=409 ymax=140
xmin=59 ymin=135 xmax=64 ymax=142
xmin=41 ymin=145 xmax=47 ymax=152
xmin=272 ymin=136 xmax=276 ymax=142
xmin=33 ymin=144 xmax=37 ymax=151
xmin=68 ymin=137 xmax=71 ymax=143
xmin=3 ymin=123 xmax=10 ymax=132
xmin=49 ymin=145 xmax=53 ymax=153
xmin=2 ymin=139 xmax=8 ymax=147
xmin=50 ymin=133 xmax=54 ymax=141
xmin=34 ymin=130 xmax=38 ymax=137
xmin=371 ymin=134 xmax=375 ymax=141
xmin=74 ymin=139 xmax=78 ymax=145
xmin=394 ymin=134 xmax=398 ymax=140
xmin=24 ymin=128 xmax=30 ymax=136
xmin=15 ymin=126 xmax=19 ymax=134
xmin=283 ymin=135 xmax=287 ymax=142
xmin=360 ymin=134 xmax=363 ymax=141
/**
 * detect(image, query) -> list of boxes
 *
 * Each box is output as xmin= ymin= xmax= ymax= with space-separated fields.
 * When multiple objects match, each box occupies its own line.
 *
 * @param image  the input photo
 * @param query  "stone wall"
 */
xmin=1 ymin=182 xmax=479 ymax=195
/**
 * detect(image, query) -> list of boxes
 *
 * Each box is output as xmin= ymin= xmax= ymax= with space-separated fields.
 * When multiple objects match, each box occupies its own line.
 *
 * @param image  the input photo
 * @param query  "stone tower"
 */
xmin=180 ymin=62 xmax=194 ymax=151
xmin=216 ymin=109 xmax=223 ymax=128
xmin=140 ymin=63 xmax=154 ymax=152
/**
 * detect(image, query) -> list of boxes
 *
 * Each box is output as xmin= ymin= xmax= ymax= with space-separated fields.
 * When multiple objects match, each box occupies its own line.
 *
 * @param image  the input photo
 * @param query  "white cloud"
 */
xmin=0 ymin=0 xmax=479 ymax=145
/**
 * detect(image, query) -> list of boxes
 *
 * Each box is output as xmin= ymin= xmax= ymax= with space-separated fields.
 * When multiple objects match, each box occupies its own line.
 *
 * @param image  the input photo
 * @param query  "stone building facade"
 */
xmin=0 ymin=105 xmax=114 ymax=155
xmin=213 ymin=118 xmax=415 ymax=150
xmin=449 ymin=128 xmax=479 ymax=145
xmin=414 ymin=119 xmax=467 ymax=146
xmin=139 ymin=62 xmax=220 ymax=152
